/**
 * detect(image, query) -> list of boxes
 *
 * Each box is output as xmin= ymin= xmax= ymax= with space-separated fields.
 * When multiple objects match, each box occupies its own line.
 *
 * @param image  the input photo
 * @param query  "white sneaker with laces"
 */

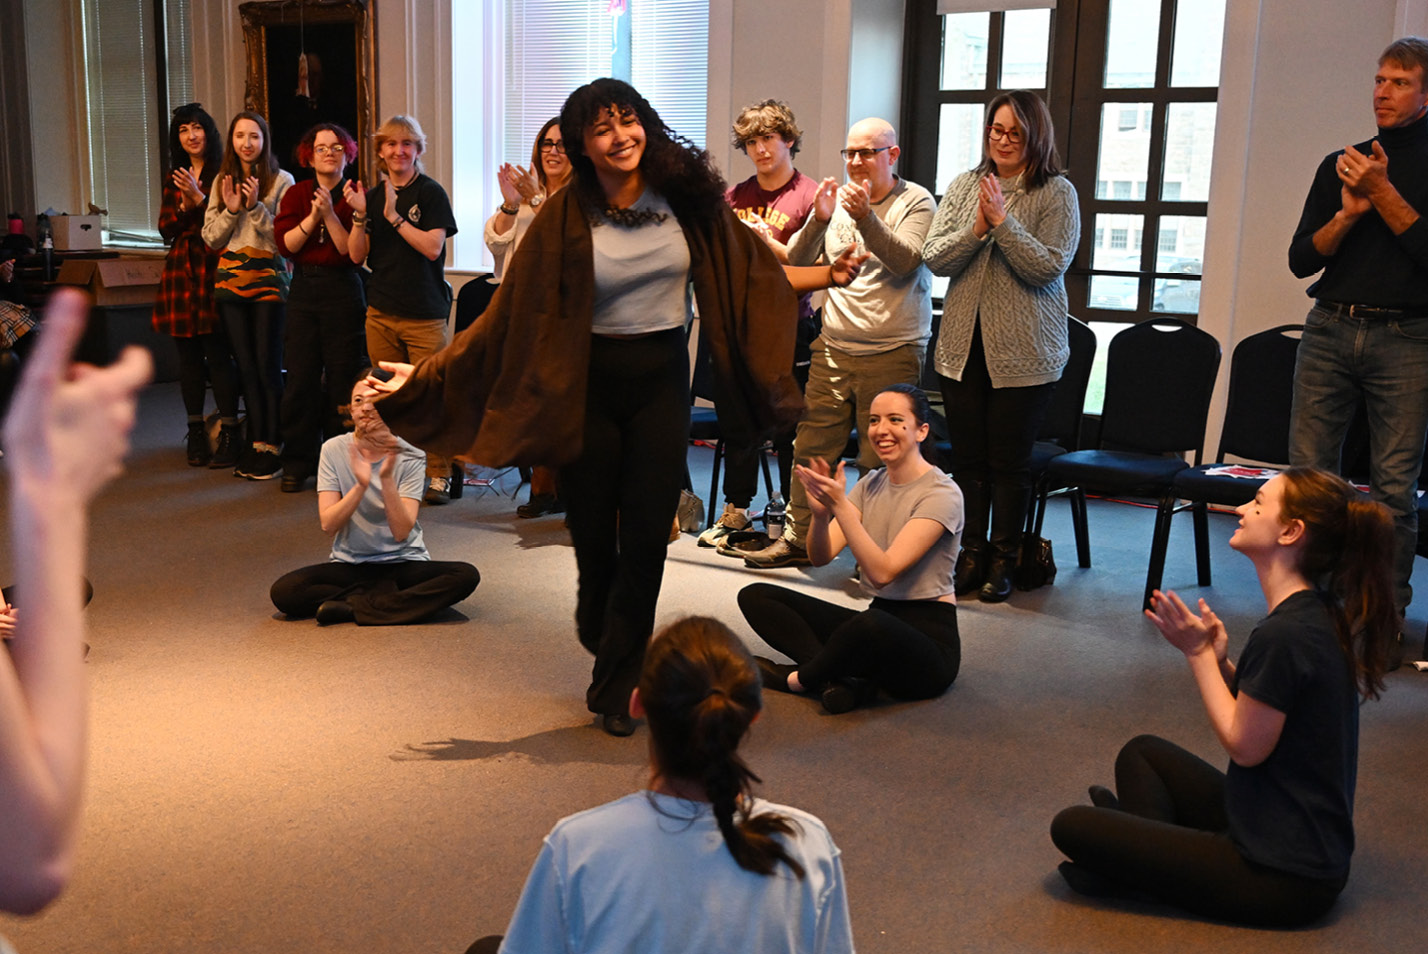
xmin=697 ymin=502 xmax=752 ymax=547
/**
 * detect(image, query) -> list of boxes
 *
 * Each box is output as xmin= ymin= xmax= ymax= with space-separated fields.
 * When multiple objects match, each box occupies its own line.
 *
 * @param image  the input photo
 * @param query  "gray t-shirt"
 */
xmin=847 ymin=466 xmax=963 ymax=600
xmin=316 ymin=433 xmax=429 ymax=564
xmin=590 ymin=189 xmax=692 ymax=335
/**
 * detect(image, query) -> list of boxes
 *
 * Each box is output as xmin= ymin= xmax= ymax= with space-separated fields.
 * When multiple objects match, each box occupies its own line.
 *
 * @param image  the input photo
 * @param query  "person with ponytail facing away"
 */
xmin=1051 ymin=468 xmax=1396 ymax=927
xmin=469 ymin=616 xmax=853 ymax=954
xmin=739 ymin=383 xmax=963 ymax=715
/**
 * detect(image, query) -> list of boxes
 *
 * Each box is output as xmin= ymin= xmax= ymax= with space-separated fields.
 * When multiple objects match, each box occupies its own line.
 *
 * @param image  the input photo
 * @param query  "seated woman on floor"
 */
xmin=1050 ymin=467 xmax=1396 ymax=927
xmin=738 ymin=383 xmax=963 ymax=715
xmin=466 ymin=616 xmax=853 ymax=954
xmin=270 ymin=371 xmax=479 ymax=626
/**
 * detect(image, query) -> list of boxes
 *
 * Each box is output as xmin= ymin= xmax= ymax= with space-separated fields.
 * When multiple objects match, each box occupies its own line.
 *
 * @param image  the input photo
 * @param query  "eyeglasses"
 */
xmin=539 ymin=139 xmax=566 ymax=155
xmin=313 ymin=144 xmax=346 ymax=156
xmin=840 ymin=146 xmax=891 ymax=161
xmin=986 ymin=124 xmax=1024 ymax=145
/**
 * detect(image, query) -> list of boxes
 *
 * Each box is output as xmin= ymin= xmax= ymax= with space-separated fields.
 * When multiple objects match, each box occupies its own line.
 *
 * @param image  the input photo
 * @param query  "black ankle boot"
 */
xmin=185 ymin=421 xmax=210 ymax=467
xmin=954 ymin=543 xmax=987 ymax=596
xmin=979 ymin=546 xmax=1017 ymax=603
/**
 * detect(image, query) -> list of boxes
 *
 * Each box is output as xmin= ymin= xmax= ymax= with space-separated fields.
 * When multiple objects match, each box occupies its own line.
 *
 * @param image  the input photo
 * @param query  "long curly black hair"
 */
xmin=559 ymin=78 xmax=725 ymax=229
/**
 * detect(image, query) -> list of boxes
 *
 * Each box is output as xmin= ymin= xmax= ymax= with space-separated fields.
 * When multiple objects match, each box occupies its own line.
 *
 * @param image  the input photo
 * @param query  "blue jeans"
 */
xmin=1288 ymin=302 xmax=1428 ymax=612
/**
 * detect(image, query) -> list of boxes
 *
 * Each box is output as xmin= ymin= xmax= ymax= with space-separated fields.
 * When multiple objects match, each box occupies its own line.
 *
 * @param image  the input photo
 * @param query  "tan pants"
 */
xmin=365 ymin=306 xmax=451 ymax=480
xmin=786 ymin=337 xmax=925 ymax=544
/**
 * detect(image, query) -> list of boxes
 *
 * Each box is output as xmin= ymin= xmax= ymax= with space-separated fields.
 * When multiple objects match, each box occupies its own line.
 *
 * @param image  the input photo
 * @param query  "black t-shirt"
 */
xmin=363 ymin=173 xmax=458 ymax=321
xmin=1226 ymin=589 xmax=1358 ymax=879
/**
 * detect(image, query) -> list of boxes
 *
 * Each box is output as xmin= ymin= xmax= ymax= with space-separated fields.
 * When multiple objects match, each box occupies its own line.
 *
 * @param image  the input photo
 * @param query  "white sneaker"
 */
xmin=697 ymin=503 xmax=752 ymax=547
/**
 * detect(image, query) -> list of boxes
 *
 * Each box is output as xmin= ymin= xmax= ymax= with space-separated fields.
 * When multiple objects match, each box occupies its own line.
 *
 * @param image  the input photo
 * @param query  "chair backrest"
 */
xmin=453 ymin=274 xmax=498 ymax=335
xmin=1216 ymin=324 xmax=1303 ymax=465
xmin=1037 ymin=315 xmax=1097 ymax=450
xmin=1099 ymin=317 xmax=1221 ymax=457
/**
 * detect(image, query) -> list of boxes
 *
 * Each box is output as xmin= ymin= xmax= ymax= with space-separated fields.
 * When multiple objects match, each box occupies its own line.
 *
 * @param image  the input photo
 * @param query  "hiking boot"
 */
xmin=185 ymin=422 xmax=210 ymax=467
xmin=743 ymin=538 xmax=810 ymax=569
xmin=698 ymin=502 xmax=752 ymax=547
xmin=425 ymin=476 xmax=451 ymax=505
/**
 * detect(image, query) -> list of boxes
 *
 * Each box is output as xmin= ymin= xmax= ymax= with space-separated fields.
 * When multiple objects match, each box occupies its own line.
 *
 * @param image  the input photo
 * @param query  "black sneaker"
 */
xmin=210 ymin=425 xmax=240 ymax=469
xmin=246 ymin=449 xmax=283 ymax=481
xmin=185 ymin=423 xmax=210 ymax=467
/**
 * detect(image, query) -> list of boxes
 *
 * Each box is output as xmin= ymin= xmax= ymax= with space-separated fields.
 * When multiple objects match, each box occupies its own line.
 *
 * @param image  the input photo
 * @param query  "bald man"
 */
xmin=745 ymin=118 xmax=935 ymax=568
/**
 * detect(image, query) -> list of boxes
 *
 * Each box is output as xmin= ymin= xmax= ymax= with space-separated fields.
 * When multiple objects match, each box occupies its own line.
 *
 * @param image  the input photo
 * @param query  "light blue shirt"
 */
xmin=316 ymin=433 xmax=429 ymax=564
xmin=590 ymin=190 xmax=692 ymax=335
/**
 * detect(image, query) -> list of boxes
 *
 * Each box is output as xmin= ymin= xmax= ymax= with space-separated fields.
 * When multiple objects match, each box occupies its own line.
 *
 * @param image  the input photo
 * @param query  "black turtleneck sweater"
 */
xmin=1288 ymin=111 xmax=1428 ymax=308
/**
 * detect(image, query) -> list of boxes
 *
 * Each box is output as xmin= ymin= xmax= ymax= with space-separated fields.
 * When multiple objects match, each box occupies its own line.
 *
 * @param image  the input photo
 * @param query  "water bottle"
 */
xmin=765 ymin=492 xmax=786 ymax=540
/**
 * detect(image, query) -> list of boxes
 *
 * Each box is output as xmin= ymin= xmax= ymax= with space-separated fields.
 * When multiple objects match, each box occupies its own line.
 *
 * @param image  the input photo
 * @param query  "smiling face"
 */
xmin=380 ymin=134 xmax=420 ymax=182
xmin=1230 ymin=475 xmax=1296 ymax=555
xmin=178 ymin=122 xmax=207 ymax=159
xmin=867 ymin=390 xmax=928 ymax=466
xmin=1373 ymin=60 xmax=1428 ymax=129
xmin=583 ymin=104 xmax=647 ymax=198
xmin=987 ymin=103 xmax=1028 ymax=178
xmin=743 ymin=132 xmax=795 ymax=183
xmin=540 ymin=125 xmax=570 ymax=188
xmin=232 ymin=118 xmax=263 ymax=171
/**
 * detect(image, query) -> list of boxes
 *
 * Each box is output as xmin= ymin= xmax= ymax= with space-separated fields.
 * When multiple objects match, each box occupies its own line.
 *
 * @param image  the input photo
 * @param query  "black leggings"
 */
xmin=173 ymin=331 xmax=239 ymax=421
xmin=219 ymin=299 xmax=285 ymax=446
xmin=1050 ymin=734 xmax=1347 ymax=927
xmin=737 ymin=582 xmax=960 ymax=698
xmin=559 ymin=328 xmax=689 ymax=716
xmin=270 ymin=560 xmax=480 ymax=626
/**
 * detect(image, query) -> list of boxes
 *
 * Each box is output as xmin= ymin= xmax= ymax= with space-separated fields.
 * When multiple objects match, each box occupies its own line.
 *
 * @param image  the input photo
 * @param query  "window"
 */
xmin=79 ymin=0 xmax=193 ymax=245
xmin=451 ymin=0 xmax=708 ymax=270
xmin=902 ymin=0 xmax=1226 ymax=323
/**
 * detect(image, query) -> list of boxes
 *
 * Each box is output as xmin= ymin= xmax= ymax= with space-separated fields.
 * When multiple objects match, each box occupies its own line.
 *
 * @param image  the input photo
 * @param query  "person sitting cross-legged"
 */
xmin=270 ymin=371 xmax=479 ymax=626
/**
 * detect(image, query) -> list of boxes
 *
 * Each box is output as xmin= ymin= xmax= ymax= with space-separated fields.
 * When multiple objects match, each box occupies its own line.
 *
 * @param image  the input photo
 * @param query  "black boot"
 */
xmin=185 ymin=421 xmax=210 ymax=467
xmin=981 ymin=481 xmax=1031 ymax=603
xmin=955 ymin=479 xmax=989 ymax=596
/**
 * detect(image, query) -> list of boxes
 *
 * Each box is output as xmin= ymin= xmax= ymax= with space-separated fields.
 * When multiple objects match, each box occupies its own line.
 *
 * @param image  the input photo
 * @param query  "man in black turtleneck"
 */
xmin=1288 ymin=36 xmax=1428 ymax=653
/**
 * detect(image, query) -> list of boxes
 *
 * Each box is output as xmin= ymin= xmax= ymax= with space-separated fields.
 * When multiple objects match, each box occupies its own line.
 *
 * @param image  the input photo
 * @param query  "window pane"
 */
xmin=1091 ymin=212 xmax=1143 ymax=269
xmin=1104 ymin=0 xmax=1161 ymax=88
xmin=1162 ymin=102 xmax=1216 ymax=201
xmin=1170 ymin=0 xmax=1227 ymax=86
xmin=1154 ymin=214 xmax=1205 ymax=273
xmin=1089 ymin=274 xmax=1140 ymax=311
xmin=1153 ymin=277 xmax=1200 ymax=314
xmin=936 ymin=103 xmax=984 ymax=192
xmin=1096 ymin=103 xmax=1151 ymax=198
xmin=631 ymin=0 xmax=708 ymax=147
xmin=941 ymin=13 xmax=989 ymax=90
xmin=1000 ymin=8 xmax=1050 ymax=88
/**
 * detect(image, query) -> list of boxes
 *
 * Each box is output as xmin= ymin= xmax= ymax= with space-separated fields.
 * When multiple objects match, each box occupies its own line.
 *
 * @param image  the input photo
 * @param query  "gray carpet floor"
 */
xmin=1 ymin=381 xmax=1424 ymax=954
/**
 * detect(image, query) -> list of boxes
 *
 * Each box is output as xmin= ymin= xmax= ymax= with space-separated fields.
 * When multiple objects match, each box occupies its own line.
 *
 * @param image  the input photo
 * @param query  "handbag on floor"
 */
xmin=676 ymin=489 xmax=705 ymax=533
xmin=1015 ymin=535 xmax=1057 ymax=590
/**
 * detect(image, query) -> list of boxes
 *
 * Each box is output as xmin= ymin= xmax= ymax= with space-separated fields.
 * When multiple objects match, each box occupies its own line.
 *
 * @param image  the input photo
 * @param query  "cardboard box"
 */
xmin=56 ymin=258 xmax=163 ymax=306
xmin=51 ymin=214 xmax=102 ymax=251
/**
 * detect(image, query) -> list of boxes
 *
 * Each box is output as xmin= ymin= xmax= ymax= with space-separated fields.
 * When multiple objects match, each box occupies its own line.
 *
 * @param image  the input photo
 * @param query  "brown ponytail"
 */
xmin=1278 ymin=467 xmax=1397 ymax=698
xmin=639 ymin=617 xmax=805 ymax=879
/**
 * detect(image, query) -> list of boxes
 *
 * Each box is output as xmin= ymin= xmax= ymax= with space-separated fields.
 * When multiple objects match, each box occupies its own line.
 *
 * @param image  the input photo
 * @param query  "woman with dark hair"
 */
xmin=1051 ymin=468 xmax=1396 ymax=927
xmin=923 ymin=89 xmax=1079 ymax=603
xmin=471 ymin=616 xmax=853 ymax=954
xmin=154 ymin=103 xmax=240 ymax=468
xmin=273 ymin=123 xmax=367 ymax=492
xmin=739 ymin=383 xmax=963 ymax=715
xmin=201 ymin=110 xmax=294 ymax=481
xmin=368 ymin=79 xmax=816 ymax=737
xmin=484 ymin=117 xmax=573 ymax=518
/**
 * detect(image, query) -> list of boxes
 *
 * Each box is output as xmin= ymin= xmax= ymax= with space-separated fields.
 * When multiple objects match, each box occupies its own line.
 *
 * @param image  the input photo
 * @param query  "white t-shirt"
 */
xmin=499 ymin=791 xmax=855 ymax=954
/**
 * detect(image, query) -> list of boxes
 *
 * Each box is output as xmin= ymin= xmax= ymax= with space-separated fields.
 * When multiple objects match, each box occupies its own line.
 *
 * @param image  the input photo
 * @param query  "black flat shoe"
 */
xmin=517 ymin=494 xmax=565 ymax=518
xmin=754 ymin=656 xmax=799 ymax=693
xmin=1088 ymin=784 xmax=1120 ymax=809
xmin=601 ymin=713 xmax=636 ymax=737
xmin=315 ymin=600 xmax=355 ymax=626
xmin=821 ymin=678 xmax=877 ymax=714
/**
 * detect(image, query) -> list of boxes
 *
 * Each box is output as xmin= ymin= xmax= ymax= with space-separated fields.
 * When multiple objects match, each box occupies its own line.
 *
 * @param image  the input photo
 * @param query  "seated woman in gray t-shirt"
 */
xmin=738 ymin=384 xmax=963 ymax=714
xmin=270 ymin=373 xmax=479 ymax=626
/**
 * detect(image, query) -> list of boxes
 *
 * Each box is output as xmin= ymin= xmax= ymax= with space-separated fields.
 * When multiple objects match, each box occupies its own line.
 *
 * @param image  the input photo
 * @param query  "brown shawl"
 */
xmin=377 ymin=186 xmax=803 ymax=467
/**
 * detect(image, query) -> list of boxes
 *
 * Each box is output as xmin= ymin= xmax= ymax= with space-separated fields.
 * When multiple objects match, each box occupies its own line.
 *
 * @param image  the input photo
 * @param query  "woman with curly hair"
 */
xmin=274 ymin=123 xmax=367 ymax=492
xmin=467 ymin=616 xmax=853 ymax=954
xmin=153 ymin=103 xmax=240 ymax=468
xmin=1051 ymin=467 xmax=1396 ymax=927
xmin=367 ymin=79 xmax=846 ymax=736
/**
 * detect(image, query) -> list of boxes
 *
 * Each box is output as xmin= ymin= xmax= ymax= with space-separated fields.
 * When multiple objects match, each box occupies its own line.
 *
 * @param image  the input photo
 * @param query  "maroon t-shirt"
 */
xmin=726 ymin=170 xmax=818 ymax=319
